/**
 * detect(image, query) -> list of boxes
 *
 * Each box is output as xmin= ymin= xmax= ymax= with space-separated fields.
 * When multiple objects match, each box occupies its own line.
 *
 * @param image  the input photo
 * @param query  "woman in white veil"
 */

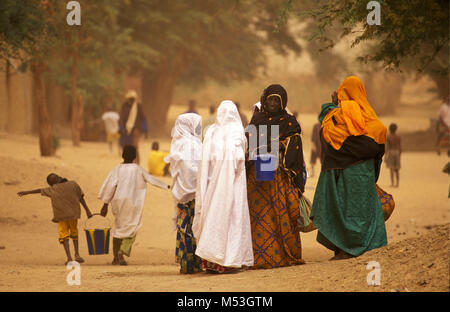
xmin=165 ymin=113 xmax=203 ymax=274
xmin=193 ymin=100 xmax=254 ymax=273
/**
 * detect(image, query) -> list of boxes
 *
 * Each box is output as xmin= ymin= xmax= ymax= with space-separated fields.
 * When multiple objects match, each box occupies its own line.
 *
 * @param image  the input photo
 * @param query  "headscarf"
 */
xmin=248 ymin=84 xmax=306 ymax=193
xmin=195 ymin=101 xmax=246 ymax=214
xmin=251 ymin=84 xmax=300 ymax=140
xmin=164 ymin=113 xmax=202 ymax=203
xmin=202 ymin=100 xmax=246 ymax=166
xmin=321 ymin=76 xmax=387 ymax=150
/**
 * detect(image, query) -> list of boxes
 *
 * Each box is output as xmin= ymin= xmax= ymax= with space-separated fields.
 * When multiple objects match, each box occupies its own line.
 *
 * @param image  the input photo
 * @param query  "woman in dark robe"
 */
xmin=119 ymin=90 xmax=147 ymax=164
xmin=246 ymin=84 xmax=307 ymax=269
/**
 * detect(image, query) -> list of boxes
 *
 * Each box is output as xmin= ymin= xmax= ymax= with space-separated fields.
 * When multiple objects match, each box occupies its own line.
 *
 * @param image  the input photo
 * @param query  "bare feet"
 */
xmin=118 ymin=250 xmax=127 ymax=266
xmin=74 ymin=256 xmax=85 ymax=263
xmin=329 ymin=250 xmax=354 ymax=261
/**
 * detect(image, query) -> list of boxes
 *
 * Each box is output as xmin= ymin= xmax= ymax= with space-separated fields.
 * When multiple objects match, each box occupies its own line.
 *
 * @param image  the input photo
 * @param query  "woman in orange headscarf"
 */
xmin=310 ymin=76 xmax=388 ymax=260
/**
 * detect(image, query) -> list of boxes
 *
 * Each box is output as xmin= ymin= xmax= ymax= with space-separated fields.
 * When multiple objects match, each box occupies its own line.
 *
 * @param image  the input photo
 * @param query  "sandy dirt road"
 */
xmin=0 ymin=112 xmax=448 ymax=292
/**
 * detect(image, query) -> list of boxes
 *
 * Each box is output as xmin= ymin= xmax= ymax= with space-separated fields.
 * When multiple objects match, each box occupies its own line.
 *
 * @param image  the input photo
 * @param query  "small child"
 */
xmin=147 ymin=141 xmax=169 ymax=177
xmin=385 ymin=123 xmax=402 ymax=187
xmin=17 ymin=174 xmax=93 ymax=264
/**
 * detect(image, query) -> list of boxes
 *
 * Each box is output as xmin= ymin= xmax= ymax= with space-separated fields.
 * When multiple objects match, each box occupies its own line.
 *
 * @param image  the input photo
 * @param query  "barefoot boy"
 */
xmin=17 ymin=174 xmax=93 ymax=264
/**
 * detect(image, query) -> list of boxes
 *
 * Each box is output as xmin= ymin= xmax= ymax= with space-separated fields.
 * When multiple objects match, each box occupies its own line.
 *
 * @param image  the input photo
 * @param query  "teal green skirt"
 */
xmin=311 ymin=159 xmax=387 ymax=256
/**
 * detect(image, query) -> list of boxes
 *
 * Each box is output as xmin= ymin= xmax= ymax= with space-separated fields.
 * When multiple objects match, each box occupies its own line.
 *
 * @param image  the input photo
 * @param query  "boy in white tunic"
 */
xmin=98 ymin=145 xmax=170 ymax=265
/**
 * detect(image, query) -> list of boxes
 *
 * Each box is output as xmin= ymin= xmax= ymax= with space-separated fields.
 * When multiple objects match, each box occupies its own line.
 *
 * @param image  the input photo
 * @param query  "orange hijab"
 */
xmin=322 ymin=76 xmax=387 ymax=150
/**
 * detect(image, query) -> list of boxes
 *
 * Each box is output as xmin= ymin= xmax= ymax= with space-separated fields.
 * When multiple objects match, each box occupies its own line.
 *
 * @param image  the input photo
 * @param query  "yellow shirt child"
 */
xmin=148 ymin=142 xmax=169 ymax=176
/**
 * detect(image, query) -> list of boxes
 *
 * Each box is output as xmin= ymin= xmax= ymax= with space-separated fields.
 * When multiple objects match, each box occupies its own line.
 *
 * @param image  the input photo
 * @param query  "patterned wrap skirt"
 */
xmin=247 ymin=161 xmax=305 ymax=269
xmin=175 ymin=200 xmax=202 ymax=274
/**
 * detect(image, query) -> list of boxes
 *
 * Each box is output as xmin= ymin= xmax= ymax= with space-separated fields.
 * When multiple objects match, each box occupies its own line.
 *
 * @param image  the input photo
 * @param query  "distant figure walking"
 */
xmin=436 ymin=98 xmax=450 ymax=155
xmin=102 ymin=105 xmax=120 ymax=154
xmin=119 ymin=90 xmax=147 ymax=164
xmin=385 ymin=123 xmax=402 ymax=187
xmin=443 ymin=162 xmax=450 ymax=198
xmin=183 ymin=99 xmax=199 ymax=115
xmin=202 ymin=105 xmax=216 ymax=136
xmin=235 ymin=102 xmax=248 ymax=128
xmin=310 ymin=121 xmax=322 ymax=177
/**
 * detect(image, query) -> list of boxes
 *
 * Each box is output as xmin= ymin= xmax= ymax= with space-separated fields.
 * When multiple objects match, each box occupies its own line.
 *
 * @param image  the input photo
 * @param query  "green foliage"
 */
xmin=0 ymin=0 xmax=45 ymax=63
xmin=1 ymin=0 xmax=305 ymax=126
xmin=293 ymin=0 xmax=449 ymax=77
xmin=43 ymin=0 xmax=153 ymax=120
xmin=118 ymin=0 xmax=302 ymax=87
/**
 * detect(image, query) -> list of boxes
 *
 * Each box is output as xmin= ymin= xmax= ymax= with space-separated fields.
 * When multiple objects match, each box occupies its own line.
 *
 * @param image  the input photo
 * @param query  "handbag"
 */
xmin=298 ymin=193 xmax=317 ymax=232
xmin=375 ymin=184 xmax=395 ymax=221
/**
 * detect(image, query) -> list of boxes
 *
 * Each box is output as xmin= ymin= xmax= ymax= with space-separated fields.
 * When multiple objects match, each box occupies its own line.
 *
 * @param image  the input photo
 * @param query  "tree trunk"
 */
xmin=141 ymin=69 xmax=179 ymax=136
xmin=32 ymin=61 xmax=54 ymax=156
xmin=5 ymin=60 xmax=11 ymax=132
xmin=71 ymin=50 xmax=81 ymax=146
xmin=78 ymin=93 xmax=85 ymax=131
xmin=429 ymin=72 xmax=450 ymax=101
xmin=141 ymin=53 xmax=189 ymax=136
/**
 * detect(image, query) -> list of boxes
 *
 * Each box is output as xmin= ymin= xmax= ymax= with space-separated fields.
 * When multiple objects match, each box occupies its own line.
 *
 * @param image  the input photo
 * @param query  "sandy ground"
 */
xmin=0 ymin=112 xmax=449 ymax=292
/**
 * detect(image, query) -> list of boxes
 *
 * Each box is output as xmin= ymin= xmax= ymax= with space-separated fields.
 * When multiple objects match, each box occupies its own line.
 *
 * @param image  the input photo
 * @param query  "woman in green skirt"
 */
xmin=311 ymin=76 xmax=388 ymax=260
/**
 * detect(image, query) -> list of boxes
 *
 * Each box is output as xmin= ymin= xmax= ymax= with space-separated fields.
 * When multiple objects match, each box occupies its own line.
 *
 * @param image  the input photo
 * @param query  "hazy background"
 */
xmin=0 ymin=0 xmax=448 ymax=151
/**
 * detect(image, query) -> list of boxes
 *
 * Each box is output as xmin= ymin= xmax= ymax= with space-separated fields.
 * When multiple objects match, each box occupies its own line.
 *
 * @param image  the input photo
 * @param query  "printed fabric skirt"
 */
xmin=175 ymin=200 xmax=202 ymax=274
xmin=247 ymin=161 xmax=305 ymax=269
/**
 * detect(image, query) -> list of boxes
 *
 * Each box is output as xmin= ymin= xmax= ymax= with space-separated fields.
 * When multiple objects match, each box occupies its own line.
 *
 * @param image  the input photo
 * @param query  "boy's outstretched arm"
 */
xmin=80 ymin=196 xmax=93 ymax=218
xmin=17 ymin=189 xmax=41 ymax=197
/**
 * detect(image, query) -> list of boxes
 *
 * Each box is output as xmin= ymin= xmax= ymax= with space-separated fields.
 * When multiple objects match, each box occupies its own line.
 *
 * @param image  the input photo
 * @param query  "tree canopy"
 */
xmin=1 ymin=0 xmax=305 ymax=137
xmin=116 ymin=0 xmax=303 ymax=133
xmin=280 ymin=0 xmax=449 ymax=99
xmin=0 ymin=0 xmax=45 ymax=65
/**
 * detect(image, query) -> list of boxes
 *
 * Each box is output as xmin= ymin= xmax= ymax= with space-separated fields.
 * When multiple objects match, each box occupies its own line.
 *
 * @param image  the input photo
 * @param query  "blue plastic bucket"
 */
xmin=84 ymin=214 xmax=111 ymax=255
xmin=255 ymin=154 xmax=277 ymax=181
